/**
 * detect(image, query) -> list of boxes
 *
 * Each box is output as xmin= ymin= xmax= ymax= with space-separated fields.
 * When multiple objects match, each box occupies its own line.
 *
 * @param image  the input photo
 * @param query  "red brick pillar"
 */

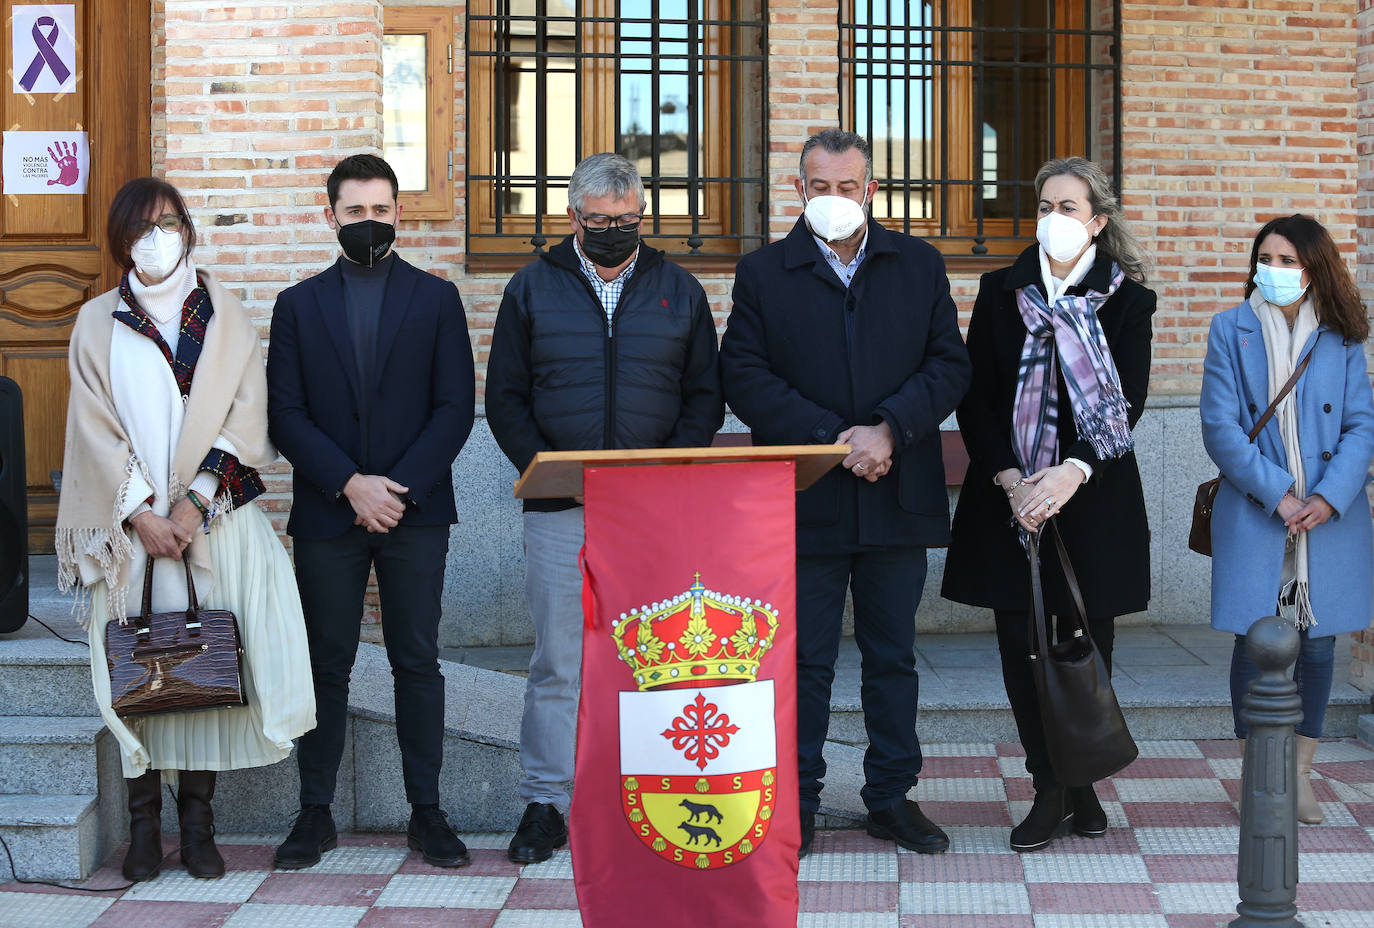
xmin=1354 ymin=0 xmax=1374 ymax=694
xmin=766 ymin=0 xmax=841 ymax=237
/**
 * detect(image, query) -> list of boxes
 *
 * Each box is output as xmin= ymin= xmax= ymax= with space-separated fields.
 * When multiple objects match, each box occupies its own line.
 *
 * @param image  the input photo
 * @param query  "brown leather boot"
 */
xmin=1295 ymin=735 xmax=1325 ymax=824
xmin=177 ymin=770 xmax=225 ymax=879
xmin=121 ymin=769 xmax=163 ymax=881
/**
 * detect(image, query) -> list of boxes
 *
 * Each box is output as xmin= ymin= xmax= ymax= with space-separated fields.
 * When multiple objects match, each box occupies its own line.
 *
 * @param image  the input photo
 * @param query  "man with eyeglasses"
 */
xmin=486 ymin=152 xmax=724 ymax=863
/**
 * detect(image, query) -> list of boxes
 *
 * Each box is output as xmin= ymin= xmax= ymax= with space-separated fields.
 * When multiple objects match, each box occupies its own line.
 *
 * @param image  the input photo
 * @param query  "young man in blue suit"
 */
xmin=266 ymin=154 xmax=476 ymax=869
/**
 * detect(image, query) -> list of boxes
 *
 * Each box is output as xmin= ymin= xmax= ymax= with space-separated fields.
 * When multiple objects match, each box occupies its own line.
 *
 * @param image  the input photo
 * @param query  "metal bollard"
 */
xmin=1230 ymin=616 xmax=1304 ymax=928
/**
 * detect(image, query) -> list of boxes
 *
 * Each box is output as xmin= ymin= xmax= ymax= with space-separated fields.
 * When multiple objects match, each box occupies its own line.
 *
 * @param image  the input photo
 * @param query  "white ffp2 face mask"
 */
xmin=130 ymin=227 xmax=186 ymax=282
xmin=1036 ymin=210 xmax=1094 ymax=264
xmin=804 ymin=194 xmax=868 ymax=243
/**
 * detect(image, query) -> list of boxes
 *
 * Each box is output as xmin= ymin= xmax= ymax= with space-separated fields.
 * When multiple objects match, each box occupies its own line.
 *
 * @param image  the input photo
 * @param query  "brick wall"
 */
xmin=151 ymin=1 xmax=1373 ymax=648
xmin=1119 ymin=0 xmax=1360 ymax=395
xmin=152 ymin=1 xmax=1366 ymax=391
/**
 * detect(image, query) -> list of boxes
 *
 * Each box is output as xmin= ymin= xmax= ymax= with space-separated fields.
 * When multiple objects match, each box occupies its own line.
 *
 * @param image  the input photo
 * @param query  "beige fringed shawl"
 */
xmin=1251 ymin=289 xmax=1320 ymax=630
xmin=55 ymin=270 xmax=275 ymax=624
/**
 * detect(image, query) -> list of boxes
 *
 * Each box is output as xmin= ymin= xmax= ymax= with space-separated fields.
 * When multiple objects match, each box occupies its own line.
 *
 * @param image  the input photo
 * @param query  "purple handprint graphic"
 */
xmin=46 ymin=140 xmax=79 ymax=187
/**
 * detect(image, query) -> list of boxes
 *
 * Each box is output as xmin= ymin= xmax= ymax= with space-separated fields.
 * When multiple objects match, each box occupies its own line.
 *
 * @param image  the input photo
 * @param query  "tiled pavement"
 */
xmin=4 ymin=739 xmax=1374 ymax=927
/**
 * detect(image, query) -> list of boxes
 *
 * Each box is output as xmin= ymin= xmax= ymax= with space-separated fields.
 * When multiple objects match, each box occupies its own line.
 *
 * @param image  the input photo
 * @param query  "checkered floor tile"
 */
xmin=2 ymin=738 xmax=1372 ymax=927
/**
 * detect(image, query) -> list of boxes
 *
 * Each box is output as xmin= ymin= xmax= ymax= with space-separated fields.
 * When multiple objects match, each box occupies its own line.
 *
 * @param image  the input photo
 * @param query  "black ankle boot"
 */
xmin=1068 ymin=784 xmax=1108 ymax=836
xmin=177 ymin=771 xmax=225 ymax=879
xmin=1009 ymin=787 xmax=1072 ymax=853
xmin=122 ymin=769 xmax=163 ymax=881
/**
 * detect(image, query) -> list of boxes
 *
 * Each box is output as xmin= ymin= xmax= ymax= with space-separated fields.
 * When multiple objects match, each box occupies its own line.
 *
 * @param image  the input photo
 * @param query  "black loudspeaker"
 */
xmin=0 ymin=376 xmax=28 ymax=633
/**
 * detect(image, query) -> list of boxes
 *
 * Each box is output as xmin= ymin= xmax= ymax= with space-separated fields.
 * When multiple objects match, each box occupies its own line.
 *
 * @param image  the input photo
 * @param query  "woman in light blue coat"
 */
xmin=1201 ymin=214 xmax=1374 ymax=824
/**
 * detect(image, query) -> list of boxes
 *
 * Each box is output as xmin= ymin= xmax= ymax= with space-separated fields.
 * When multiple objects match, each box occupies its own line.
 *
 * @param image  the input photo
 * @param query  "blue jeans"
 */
xmin=1229 ymin=630 xmax=1335 ymax=739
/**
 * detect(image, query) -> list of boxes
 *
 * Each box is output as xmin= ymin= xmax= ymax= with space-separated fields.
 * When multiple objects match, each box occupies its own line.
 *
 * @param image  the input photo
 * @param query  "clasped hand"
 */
xmin=346 ymin=473 xmax=409 ymax=533
xmin=1001 ymin=463 xmax=1086 ymax=533
xmin=130 ymin=497 xmax=201 ymax=559
xmin=838 ymin=422 xmax=894 ymax=483
xmin=1277 ymin=491 xmax=1333 ymax=534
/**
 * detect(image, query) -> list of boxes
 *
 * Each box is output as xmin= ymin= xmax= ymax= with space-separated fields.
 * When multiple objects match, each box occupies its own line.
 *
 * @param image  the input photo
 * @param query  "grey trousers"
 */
xmin=518 ymin=507 xmax=585 ymax=811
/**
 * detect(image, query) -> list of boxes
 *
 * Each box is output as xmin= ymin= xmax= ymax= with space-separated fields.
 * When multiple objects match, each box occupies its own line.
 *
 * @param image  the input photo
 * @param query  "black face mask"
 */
xmin=336 ymin=219 xmax=395 ymax=267
xmin=578 ymin=222 xmax=640 ymax=268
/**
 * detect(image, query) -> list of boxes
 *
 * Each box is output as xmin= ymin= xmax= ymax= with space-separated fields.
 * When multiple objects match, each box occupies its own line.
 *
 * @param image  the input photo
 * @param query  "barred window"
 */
xmin=840 ymin=1 xmax=1120 ymax=262
xmin=467 ymin=0 xmax=768 ymax=269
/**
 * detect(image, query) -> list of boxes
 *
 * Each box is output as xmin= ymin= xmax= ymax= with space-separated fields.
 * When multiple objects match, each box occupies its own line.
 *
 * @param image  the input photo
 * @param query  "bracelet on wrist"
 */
xmin=186 ymin=490 xmax=212 ymax=532
xmin=997 ymin=475 xmax=1026 ymax=498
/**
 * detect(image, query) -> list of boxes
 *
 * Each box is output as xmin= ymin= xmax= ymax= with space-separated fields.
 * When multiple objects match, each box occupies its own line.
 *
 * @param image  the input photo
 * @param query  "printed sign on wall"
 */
xmin=11 ymin=5 xmax=78 ymax=95
xmin=2 ymin=131 xmax=88 ymax=194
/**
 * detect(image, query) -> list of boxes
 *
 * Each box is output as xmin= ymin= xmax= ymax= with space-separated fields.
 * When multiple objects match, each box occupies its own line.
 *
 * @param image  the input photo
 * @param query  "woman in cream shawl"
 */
xmin=56 ymin=178 xmax=314 ymax=880
xmin=1201 ymin=214 xmax=1374 ymax=825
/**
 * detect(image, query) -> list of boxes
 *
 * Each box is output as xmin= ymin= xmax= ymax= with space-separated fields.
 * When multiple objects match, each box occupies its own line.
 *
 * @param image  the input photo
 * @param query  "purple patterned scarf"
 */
xmin=1012 ymin=264 xmax=1131 ymax=476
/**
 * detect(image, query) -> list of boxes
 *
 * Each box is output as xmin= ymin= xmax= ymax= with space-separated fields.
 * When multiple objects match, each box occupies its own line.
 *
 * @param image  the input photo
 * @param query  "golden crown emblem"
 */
xmin=611 ymin=573 xmax=779 ymax=691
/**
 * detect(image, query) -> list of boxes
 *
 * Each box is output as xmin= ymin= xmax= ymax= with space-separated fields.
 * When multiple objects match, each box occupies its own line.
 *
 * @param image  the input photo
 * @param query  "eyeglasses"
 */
xmin=578 ymin=212 xmax=644 ymax=233
xmin=130 ymin=214 xmax=184 ymax=239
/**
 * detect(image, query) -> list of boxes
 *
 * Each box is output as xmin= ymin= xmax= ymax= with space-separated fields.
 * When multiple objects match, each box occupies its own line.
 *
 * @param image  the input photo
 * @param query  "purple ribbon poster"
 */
xmin=11 ymin=5 xmax=77 ymax=95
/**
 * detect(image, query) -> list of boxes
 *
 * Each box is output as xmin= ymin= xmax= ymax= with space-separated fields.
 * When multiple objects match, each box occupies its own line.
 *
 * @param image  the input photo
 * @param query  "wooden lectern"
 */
xmin=513 ymin=445 xmax=849 ymax=499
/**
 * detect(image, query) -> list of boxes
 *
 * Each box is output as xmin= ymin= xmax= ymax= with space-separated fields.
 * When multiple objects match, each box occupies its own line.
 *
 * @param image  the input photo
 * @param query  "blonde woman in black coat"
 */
xmin=942 ymin=157 xmax=1156 ymax=852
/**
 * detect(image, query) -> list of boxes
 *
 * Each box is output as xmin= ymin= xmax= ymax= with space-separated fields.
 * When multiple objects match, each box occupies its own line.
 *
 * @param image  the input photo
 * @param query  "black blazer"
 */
xmin=266 ymin=255 xmax=475 ymax=540
xmin=720 ymin=217 xmax=971 ymax=554
xmin=941 ymin=245 xmax=1155 ymax=617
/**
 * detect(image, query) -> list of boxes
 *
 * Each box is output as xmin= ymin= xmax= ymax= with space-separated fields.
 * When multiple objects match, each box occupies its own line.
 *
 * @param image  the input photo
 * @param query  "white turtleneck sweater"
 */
xmin=122 ymin=259 xmax=223 ymax=521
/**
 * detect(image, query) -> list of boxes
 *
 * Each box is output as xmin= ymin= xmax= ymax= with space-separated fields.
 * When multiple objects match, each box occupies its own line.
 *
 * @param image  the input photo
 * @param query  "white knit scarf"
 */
xmin=1252 ymin=290 xmax=1319 ymax=630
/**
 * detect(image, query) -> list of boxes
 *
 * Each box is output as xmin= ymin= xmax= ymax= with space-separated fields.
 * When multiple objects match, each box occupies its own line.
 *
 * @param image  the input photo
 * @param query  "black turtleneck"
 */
xmin=339 ymin=250 xmax=394 ymax=394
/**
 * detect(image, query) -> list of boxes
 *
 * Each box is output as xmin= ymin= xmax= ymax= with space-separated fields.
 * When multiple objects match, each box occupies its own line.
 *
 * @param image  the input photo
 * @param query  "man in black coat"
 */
xmin=266 ymin=154 xmax=476 ymax=870
xmin=486 ymin=152 xmax=724 ymax=864
xmin=720 ymin=129 xmax=970 ymax=857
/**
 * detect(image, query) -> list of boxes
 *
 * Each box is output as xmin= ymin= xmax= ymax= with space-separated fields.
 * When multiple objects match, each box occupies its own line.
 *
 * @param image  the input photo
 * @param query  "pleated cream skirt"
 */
xmin=88 ymin=503 xmax=316 ymax=777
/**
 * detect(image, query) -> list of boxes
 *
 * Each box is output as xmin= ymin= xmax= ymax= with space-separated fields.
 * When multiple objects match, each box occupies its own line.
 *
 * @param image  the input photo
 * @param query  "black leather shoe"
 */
xmin=1010 ymin=788 xmax=1072 ymax=852
xmin=799 ymin=810 xmax=816 ymax=859
xmin=508 ymin=802 xmax=568 ymax=864
xmin=408 ymin=806 xmax=470 ymax=867
xmin=1068 ymin=785 xmax=1108 ymax=837
xmin=274 ymin=805 xmax=337 ymax=870
xmin=866 ymin=800 xmax=950 ymax=854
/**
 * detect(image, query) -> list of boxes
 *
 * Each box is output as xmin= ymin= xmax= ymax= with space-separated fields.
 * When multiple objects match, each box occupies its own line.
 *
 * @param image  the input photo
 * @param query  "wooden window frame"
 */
xmin=467 ymin=0 xmax=767 ymax=269
xmin=839 ymin=0 xmax=1114 ymax=264
xmin=384 ymin=7 xmax=455 ymax=221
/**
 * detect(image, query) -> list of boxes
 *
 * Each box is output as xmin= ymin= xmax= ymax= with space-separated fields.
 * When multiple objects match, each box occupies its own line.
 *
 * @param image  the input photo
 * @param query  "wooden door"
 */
xmin=0 ymin=0 xmax=150 ymax=552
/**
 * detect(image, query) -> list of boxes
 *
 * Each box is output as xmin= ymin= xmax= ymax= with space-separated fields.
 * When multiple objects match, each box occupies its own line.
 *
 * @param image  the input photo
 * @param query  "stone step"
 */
xmin=0 ymin=794 xmax=101 ymax=881
xmin=0 ymin=638 xmax=95 ymax=718
xmin=0 ymin=717 xmax=109 ymax=795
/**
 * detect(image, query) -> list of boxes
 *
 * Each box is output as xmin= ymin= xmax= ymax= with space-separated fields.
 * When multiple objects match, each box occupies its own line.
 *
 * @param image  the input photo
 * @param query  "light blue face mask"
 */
xmin=1253 ymin=262 xmax=1308 ymax=308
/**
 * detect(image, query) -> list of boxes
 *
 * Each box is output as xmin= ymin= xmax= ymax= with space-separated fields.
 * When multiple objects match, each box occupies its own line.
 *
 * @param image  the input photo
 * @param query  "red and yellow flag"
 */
xmin=573 ymin=460 xmax=799 ymax=926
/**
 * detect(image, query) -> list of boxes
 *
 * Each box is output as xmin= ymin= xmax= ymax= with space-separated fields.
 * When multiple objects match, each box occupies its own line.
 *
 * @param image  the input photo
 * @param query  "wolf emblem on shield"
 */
xmin=612 ymin=574 xmax=780 ymax=870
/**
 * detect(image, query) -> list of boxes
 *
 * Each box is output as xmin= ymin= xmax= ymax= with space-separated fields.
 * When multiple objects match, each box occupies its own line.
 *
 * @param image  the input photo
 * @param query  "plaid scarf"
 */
xmin=1011 ymin=264 xmax=1131 ymax=476
xmin=112 ymin=272 xmax=265 ymax=510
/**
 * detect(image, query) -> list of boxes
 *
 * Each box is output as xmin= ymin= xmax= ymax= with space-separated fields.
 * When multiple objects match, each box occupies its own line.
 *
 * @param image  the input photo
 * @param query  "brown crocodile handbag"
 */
xmin=105 ymin=556 xmax=247 ymax=717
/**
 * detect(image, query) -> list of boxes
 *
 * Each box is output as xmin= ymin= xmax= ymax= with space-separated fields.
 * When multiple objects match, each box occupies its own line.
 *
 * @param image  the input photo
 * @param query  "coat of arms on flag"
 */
xmin=573 ymin=459 xmax=799 ymax=927
xmin=611 ymin=574 xmax=780 ymax=870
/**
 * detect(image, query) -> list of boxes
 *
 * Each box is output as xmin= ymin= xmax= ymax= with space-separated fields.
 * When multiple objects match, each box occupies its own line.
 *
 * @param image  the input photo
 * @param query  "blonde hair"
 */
xmin=1035 ymin=157 xmax=1148 ymax=283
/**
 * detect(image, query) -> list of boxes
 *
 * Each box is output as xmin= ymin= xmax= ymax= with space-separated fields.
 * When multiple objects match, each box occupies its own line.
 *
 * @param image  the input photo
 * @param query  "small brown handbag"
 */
xmin=105 ymin=556 xmax=247 ymax=718
xmin=1188 ymin=336 xmax=1317 ymax=557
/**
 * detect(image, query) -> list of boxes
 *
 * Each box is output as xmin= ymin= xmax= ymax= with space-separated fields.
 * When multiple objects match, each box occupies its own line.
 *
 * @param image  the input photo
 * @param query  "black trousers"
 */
xmin=293 ymin=524 xmax=450 ymax=807
xmin=994 ymin=608 xmax=1116 ymax=792
xmin=796 ymin=548 xmax=927 ymax=813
